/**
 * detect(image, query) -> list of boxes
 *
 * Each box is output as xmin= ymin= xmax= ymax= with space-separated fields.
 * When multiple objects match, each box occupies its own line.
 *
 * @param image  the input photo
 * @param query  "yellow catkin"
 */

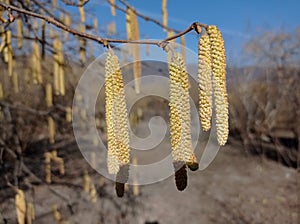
xmin=180 ymin=36 xmax=186 ymax=64
xmin=107 ymin=22 xmax=116 ymax=35
xmin=44 ymin=152 xmax=52 ymax=183
xmin=109 ymin=0 xmax=116 ymax=16
xmin=17 ymin=19 xmax=23 ymax=49
xmin=79 ymin=0 xmax=85 ymax=23
xmin=0 ymin=82 xmax=3 ymax=99
xmin=46 ymin=83 xmax=53 ymax=107
xmin=198 ymin=34 xmax=212 ymax=131
xmin=65 ymin=106 xmax=72 ymax=122
xmin=79 ymin=24 xmax=86 ymax=63
xmin=15 ymin=189 xmax=26 ymax=224
xmin=83 ymin=170 xmax=91 ymax=193
xmin=26 ymin=203 xmax=35 ymax=224
xmin=52 ymin=0 xmax=57 ymax=8
xmin=132 ymin=157 xmax=139 ymax=196
xmin=32 ymin=41 xmax=42 ymax=84
xmin=105 ymin=52 xmax=130 ymax=174
xmin=52 ymin=205 xmax=62 ymax=223
xmin=162 ymin=0 xmax=168 ymax=31
xmin=90 ymin=184 xmax=97 ymax=203
xmin=52 ymin=155 xmax=65 ymax=175
xmin=169 ymin=53 xmax=197 ymax=169
xmin=48 ymin=116 xmax=55 ymax=144
xmin=207 ymin=25 xmax=228 ymax=146
xmin=12 ymin=71 xmax=19 ymax=93
xmin=64 ymin=14 xmax=71 ymax=39
xmin=53 ymin=38 xmax=64 ymax=95
xmin=93 ymin=17 xmax=98 ymax=34
xmin=6 ymin=30 xmax=13 ymax=77
xmin=126 ymin=8 xmax=141 ymax=94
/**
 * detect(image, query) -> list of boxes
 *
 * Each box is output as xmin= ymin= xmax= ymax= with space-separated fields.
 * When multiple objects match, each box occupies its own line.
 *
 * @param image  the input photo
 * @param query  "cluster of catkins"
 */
xmin=104 ymin=25 xmax=228 ymax=196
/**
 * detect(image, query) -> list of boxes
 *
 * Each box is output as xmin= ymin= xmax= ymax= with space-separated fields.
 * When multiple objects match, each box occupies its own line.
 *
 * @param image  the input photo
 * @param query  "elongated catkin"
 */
xmin=15 ymin=189 xmax=26 ymax=224
xmin=105 ymin=52 xmax=130 ymax=175
xmin=169 ymin=53 xmax=198 ymax=171
xmin=198 ymin=34 xmax=212 ymax=131
xmin=207 ymin=25 xmax=228 ymax=146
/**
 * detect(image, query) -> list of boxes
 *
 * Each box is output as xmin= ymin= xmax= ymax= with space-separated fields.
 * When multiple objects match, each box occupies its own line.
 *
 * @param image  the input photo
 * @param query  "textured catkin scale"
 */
xmin=15 ymin=189 xmax=26 ymax=224
xmin=207 ymin=25 xmax=229 ymax=146
xmin=173 ymin=162 xmax=187 ymax=191
xmin=198 ymin=34 xmax=212 ymax=131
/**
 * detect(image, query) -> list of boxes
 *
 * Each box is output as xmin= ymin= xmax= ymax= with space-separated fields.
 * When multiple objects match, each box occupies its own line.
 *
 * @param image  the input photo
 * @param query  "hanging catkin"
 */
xmin=79 ymin=0 xmax=85 ymax=23
xmin=125 ymin=8 xmax=141 ymax=94
xmin=17 ymin=19 xmax=23 ymax=49
xmin=207 ymin=25 xmax=228 ymax=146
xmin=12 ymin=71 xmax=19 ymax=93
xmin=169 ymin=54 xmax=197 ymax=165
xmin=53 ymin=38 xmax=64 ymax=95
xmin=15 ymin=189 xmax=26 ymax=224
xmin=0 ymin=82 xmax=3 ymax=99
xmin=107 ymin=21 xmax=116 ymax=35
xmin=105 ymin=52 xmax=130 ymax=175
xmin=162 ymin=0 xmax=168 ymax=31
xmin=180 ymin=36 xmax=186 ymax=64
xmin=45 ymin=83 xmax=53 ymax=107
xmin=26 ymin=203 xmax=35 ymax=224
xmin=78 ymin=24 xmax=86 ymax=63
xmin=32 ymin=41 xmax=42 ymax=84
xmin=108 ymin=0 xmax=116 ymax=16
xmin=198 ymin=34 xmax=212 ymax=131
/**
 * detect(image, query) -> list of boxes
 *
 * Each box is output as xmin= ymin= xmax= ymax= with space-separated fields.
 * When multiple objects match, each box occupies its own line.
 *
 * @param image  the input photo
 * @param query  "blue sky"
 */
xmin=83 ymin=0 xmax=300 ymax=66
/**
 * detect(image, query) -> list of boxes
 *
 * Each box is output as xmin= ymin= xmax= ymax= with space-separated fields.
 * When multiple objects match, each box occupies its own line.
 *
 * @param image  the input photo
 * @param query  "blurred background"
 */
xmin=0 ymin=0 xmax=299 ymax=223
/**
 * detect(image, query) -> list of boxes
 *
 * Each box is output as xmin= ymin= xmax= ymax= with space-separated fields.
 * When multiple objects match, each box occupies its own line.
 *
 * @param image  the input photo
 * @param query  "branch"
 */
xmin=0 ymin=3 xmax=206 ymax=48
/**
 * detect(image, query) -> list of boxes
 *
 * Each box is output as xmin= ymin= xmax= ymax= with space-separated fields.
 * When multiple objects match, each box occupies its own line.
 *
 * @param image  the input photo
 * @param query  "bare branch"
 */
xmin=62 ymin=0 xmax=90 ymax=7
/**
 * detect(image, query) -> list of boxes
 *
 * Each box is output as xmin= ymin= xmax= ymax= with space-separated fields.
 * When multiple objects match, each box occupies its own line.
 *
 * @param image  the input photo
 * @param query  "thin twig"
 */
xmin=62 ymin=0 xmax=90 ymax=7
